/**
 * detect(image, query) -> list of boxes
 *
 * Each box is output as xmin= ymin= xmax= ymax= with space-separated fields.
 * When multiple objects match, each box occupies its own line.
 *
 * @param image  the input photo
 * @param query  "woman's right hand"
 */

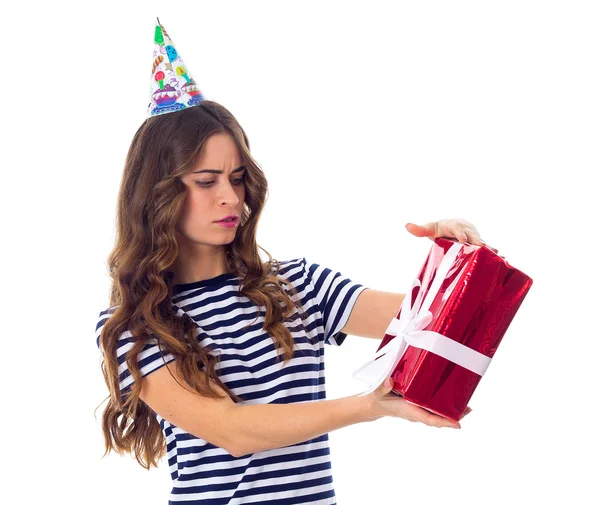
xmin=364 ymin=377 xmax=468 ymax=429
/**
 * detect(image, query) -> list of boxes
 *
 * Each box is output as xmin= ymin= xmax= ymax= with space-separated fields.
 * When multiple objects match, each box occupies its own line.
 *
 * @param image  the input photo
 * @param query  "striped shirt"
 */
xmin=95 ymin=257 xmax=368 ymax=504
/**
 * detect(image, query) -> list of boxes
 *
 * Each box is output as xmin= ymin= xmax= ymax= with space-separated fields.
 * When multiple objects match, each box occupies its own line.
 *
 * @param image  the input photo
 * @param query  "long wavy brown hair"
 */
xmin=96 ymin=100 xmax=308 ymax=470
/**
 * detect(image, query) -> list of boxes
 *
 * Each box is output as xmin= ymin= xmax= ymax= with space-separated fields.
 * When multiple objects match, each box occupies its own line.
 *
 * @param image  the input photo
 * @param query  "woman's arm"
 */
xmin=139 ymin=360 xmax=376 ymax=458
xmin=140 ymin=356 xmax=459 ymax=459
xmin=231 ymin=393 xmax=374 ymax=457
xmin=340 ymin=289 xmax=405 ymax=339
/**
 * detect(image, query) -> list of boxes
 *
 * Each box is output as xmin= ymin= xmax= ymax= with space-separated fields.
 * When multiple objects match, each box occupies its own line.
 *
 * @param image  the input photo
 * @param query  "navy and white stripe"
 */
xmin=95 ymin=257 xmax=368 ymax=504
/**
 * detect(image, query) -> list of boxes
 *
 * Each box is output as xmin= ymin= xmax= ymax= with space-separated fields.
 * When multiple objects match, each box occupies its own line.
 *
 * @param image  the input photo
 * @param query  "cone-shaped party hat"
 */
xmin=148 ymin=18 xmax=205 ymax=117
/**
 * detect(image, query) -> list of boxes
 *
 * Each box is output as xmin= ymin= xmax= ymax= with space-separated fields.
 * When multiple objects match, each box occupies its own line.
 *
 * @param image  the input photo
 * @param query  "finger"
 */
xmin=463 ymin=228 xmax=484 ymax=245
xmin=405 ymin=222 xmax=436 ymax=239
xmin=375 ymin=377 xmax=394 ymax=396
xmin=460 ymin=406 xmax=473 ymax=419
xmin=433 ymin=219 xmax=462 ymax=242
xmin=450 ymin=220 xmax=483 ymax=245
xmin=407 ymin=404 xmax=460 ymax=428
xmin=446 ymin=219 xmax=478 ymax=243
xmin=450 ymin=222 xmax=469 ymax=243
xmin=422 ymin=411 xmax=461 ymax=429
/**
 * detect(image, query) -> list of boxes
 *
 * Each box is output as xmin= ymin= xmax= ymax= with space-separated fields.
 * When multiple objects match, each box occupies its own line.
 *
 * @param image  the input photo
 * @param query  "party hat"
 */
xmin=148 ymin=18 xmax=205 ymax=117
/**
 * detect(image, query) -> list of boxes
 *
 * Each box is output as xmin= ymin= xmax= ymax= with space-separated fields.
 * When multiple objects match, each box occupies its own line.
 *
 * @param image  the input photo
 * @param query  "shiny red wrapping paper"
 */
xmin=377 ymin=237 xmax=533 ymax=422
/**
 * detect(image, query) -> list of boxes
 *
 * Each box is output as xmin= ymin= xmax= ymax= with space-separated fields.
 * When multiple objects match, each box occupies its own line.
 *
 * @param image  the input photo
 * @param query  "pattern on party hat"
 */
xmin=148 ymin=18 xmax=205 ymax=117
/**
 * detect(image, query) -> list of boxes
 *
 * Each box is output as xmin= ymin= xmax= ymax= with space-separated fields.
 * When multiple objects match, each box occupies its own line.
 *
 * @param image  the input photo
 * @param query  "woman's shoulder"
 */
xmin=96 ymin=305 xmax=118 ymax=331
xmin=267 ymin=256 xmax=307 ymax=278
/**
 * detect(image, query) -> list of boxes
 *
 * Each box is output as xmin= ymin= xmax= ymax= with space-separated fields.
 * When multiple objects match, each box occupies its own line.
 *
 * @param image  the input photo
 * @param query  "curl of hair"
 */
xmin=95 ymin=101 xmax=307 ymax=470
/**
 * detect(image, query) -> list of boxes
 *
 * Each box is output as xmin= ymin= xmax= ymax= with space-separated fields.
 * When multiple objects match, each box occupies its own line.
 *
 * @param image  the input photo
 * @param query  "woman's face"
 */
xmin=175 ymin=132 xmax=246 ymax=248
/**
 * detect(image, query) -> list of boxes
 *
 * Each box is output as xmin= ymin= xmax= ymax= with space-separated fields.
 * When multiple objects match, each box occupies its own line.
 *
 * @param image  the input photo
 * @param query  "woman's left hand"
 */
xmin=405 ymin=218 xmax=498 ymax=253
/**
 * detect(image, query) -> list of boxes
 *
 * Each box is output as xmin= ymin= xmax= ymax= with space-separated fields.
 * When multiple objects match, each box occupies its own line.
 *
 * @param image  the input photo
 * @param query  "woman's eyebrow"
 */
xmin=192 ymin=165 xmax=246 ymax=175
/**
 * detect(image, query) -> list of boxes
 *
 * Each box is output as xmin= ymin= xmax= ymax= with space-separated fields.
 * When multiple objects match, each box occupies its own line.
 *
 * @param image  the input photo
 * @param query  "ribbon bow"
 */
xmin=352 ymin=242 xmax=492 ymax=397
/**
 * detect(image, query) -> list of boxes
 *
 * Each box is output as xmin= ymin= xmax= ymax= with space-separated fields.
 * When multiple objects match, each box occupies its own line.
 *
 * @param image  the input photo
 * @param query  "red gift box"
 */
xmin=373 ymin=237 xmax=533 ymax=422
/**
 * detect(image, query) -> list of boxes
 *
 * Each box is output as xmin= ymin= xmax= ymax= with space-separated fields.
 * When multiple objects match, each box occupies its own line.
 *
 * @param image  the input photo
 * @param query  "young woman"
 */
xmin=96 ymin=100 xmax=481 ymax=504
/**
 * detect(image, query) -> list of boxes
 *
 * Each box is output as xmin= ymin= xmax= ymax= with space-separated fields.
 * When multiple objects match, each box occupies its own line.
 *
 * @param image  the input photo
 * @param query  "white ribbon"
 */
xmin=352 ymin=242 xmax=492 ymax=397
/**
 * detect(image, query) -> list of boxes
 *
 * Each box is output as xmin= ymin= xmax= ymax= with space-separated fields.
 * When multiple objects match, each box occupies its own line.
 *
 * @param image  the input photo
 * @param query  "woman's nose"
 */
xmin=218 ymin=183 xmax=240 ymax=206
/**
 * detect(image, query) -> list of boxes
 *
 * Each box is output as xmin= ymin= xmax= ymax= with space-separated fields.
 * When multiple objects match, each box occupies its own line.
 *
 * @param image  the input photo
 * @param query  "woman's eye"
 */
xmin=195 ymin=178 xmax=244 ymax=188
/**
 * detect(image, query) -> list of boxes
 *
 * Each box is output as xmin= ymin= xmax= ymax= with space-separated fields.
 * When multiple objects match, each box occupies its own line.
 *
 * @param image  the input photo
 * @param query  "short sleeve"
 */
xmin=301 ymin=257 xmax=369 ymax=346
xmin=95 ymin=308 xmax=176 ymax=399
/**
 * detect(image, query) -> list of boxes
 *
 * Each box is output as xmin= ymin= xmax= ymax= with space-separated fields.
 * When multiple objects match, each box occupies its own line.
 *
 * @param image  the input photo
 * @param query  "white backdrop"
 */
xmin=3 ymin=1 xmax=599 ymax=503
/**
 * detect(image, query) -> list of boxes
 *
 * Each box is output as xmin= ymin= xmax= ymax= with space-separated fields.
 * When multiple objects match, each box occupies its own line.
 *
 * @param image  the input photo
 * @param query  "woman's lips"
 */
xmin=215 ymin=217 xmax=239 ymax=228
